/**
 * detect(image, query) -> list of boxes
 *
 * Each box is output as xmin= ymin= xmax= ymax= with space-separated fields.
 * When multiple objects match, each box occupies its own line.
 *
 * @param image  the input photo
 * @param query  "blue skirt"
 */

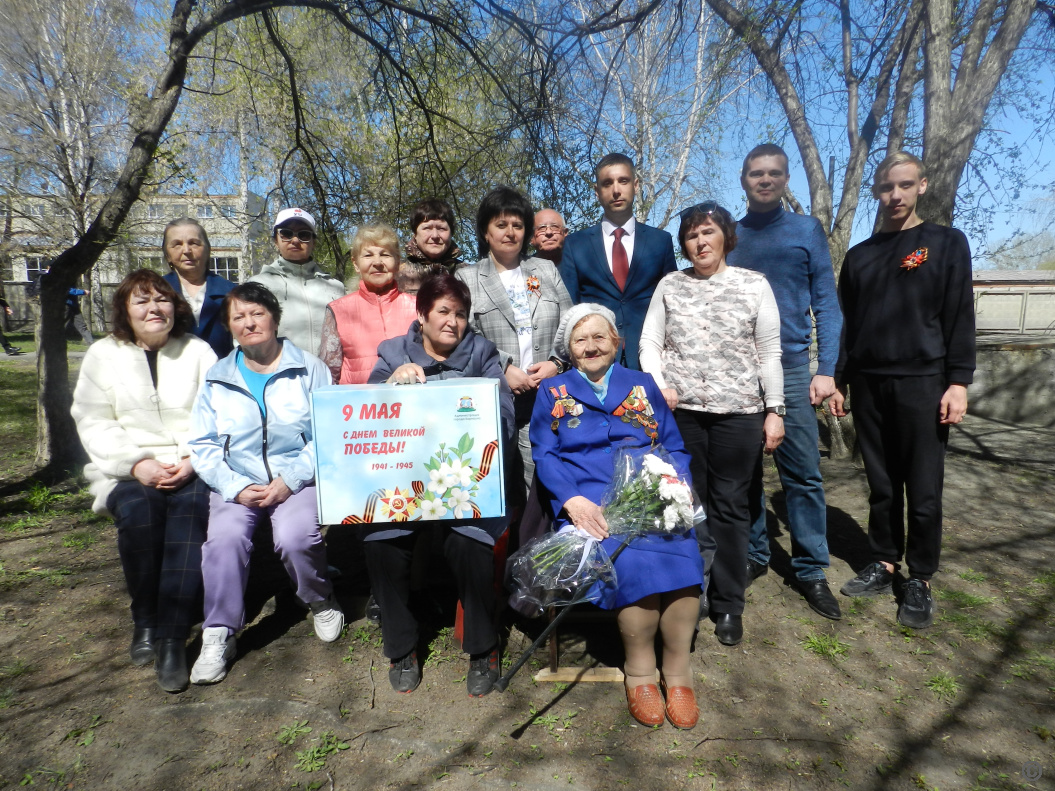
xmin=588 ymin=529 xmax=705 ymax=609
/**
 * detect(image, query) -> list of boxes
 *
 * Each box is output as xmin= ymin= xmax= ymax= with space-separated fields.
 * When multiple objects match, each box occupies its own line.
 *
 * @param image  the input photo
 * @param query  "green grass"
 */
xmin=0 ymin=363 xmax=36 ymax=455
xmin=939 ymin=589 xmax=993 ymax=609
xmin=801 ymin=633 xmax=850 ymax=660
xmin=423 ymin=626 xmax=457 ymax=668
xmin=1007 ymin=651 xmax=1055 ymax=683
xmin=925 ymin=671 xmax=961 ymax=701
xmin=0 ymin=658 xmax=34 ymax=680
xmin=62 ymin=529 xmax=98 ymax=550
xmin=940 ymin=611 xmax=1002 ymax=642
xmin=958 ymin=568 xmax=987 ymax=583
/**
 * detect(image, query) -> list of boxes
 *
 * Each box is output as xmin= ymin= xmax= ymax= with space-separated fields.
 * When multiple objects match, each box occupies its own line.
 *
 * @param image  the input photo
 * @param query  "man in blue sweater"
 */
xmin=727 ymin=144 xmax=843 ymax=620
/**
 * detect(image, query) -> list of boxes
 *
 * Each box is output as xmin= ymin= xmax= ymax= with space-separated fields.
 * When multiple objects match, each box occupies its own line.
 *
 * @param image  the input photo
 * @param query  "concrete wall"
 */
xmin=969 ymin=336 xmax=1055 ymax=427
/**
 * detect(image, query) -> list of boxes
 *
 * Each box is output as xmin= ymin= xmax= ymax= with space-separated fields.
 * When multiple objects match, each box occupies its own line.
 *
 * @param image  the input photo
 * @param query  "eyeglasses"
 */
xmin=678 ymin=201 xmax=720 ymax=220
xmin=277 ymin=228 xmax=315 ymax=242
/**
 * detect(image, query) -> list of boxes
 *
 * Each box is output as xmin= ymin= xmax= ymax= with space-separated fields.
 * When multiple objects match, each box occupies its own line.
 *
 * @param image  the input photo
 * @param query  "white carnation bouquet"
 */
xmin=601 ymin=443 xmax=699 ymax=535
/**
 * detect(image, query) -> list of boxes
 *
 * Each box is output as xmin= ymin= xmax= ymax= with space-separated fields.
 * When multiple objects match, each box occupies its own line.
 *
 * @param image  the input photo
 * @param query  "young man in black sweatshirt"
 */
xmin=829 ymin=151 xmax=975 ymax=629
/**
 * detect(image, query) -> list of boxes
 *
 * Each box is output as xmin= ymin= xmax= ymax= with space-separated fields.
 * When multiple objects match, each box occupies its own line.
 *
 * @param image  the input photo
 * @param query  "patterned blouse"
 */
xmin=639 ymin=266 xmax=783 ymax=414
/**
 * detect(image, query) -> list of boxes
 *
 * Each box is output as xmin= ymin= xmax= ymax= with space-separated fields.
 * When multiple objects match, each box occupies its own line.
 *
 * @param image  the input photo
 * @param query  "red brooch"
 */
xmin=900 ymin=248 xmax=928 ymax=270
xmin=526 ymin=275 xmax=541 ymax=295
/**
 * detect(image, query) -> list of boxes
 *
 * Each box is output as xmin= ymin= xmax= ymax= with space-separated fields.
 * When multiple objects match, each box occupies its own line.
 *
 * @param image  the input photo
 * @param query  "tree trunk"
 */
xmin=825 ymin=412 xmax=852 ymax=460
xmin=919 ymin=0 xmax=1036 ymax=225
xmin=89 ymin=266 xmax=105 ymax=333
xmin=238 ymin=108 xmax=252 ymax=282
xmin=34 ymin=278 xmax=86 ymax=472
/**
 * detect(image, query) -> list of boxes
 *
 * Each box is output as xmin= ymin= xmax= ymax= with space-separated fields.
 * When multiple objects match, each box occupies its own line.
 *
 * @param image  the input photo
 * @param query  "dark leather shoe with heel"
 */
xmin=713 ymin=613 xmax=743 ymax=646
xmin=155 ymin=639 xmax=189 ymax=693
xmin=746 ymin=559 xmax=769 ymax=585
xmin=797 ymin=580 xmax=842 ymax=620
xmin=129 ymin=627 xmax=156 ymax=666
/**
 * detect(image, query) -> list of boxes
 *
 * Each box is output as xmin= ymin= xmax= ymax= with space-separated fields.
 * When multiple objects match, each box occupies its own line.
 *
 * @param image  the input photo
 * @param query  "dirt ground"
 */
xmin=0 ymin=355 xmax=1053 ymax=791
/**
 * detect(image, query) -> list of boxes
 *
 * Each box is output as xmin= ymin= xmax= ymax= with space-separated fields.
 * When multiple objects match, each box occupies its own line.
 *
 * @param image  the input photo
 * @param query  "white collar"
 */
xmin=601 ymin=216 xmax=637 ymax=237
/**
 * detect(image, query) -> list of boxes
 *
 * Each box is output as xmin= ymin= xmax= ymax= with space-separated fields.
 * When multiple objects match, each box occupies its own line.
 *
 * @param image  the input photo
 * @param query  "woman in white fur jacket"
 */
xmin=71 ymin=269 xmax=216 ymax=693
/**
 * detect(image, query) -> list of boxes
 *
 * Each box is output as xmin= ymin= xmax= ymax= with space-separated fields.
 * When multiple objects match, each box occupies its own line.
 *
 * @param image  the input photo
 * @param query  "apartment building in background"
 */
xmin=1 ymin=192 xmax=270 ymax=330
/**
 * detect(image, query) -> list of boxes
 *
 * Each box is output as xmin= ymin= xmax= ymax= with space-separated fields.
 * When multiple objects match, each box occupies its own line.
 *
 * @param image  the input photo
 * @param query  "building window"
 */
xmin=138 ymin=256 xmax=164 ymax=271
xmin=210 ymin=256 xmax=239 ymax=281
xmin=147 ymin=204 xmax=163 ymax=219
xmin=197 ymin=204 xmax=214 ymax=219
xmin=220 ymin=205 xmax=236 ymax=219
xmin=25 ymin=256 xmax=46 ymax=280
xmin=170 ymin=204 xmax=187 ymax=218
xmin=27 ymin=204 xmax=46 ymax=218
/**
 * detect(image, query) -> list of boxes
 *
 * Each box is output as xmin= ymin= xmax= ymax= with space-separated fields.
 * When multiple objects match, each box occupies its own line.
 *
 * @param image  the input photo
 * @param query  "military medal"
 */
xmin=549 ymin=384 xmax=584 ymax=432
xmin=613 ymin=386 xmax=659 ymax=439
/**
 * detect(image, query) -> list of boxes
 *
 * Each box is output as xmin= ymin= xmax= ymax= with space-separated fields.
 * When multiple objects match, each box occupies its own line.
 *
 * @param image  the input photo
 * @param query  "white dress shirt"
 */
xmin=600 ymin=216 xmax=637 ymax=273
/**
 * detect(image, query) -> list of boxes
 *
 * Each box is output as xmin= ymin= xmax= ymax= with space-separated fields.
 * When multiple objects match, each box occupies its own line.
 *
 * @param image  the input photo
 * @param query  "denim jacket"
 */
xmin=189 ymin=339 xmax=330 ymax=502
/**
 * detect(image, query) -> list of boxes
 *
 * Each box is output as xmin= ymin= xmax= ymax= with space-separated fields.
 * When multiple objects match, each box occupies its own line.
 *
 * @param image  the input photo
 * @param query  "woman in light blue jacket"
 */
xmin=188 ymin=282 xmax=343 ymax=686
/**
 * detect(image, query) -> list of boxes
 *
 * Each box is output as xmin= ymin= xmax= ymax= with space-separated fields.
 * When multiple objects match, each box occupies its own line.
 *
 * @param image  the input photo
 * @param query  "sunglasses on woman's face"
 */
xmin=277 ymin=228 xmax=315 ymax=242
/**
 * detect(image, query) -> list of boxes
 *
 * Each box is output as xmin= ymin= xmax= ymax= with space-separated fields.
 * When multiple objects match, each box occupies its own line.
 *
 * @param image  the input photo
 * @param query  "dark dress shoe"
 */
xmin=155 ymin=639 xmax=189 ymax=693
xmin=713 ymin=613 xmax=743 ymax=646
xmin=746 ymin=559 xmax=768 ymax=585
xmin=129 ymin=627 xmax=156 ymax=666
xmin=797 ymin=580 xmax=842 ymax=620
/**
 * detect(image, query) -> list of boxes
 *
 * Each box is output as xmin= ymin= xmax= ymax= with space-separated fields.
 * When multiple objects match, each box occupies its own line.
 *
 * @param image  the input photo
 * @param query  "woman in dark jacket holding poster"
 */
xmin=366 ymin=271 xmax=513 ymax=697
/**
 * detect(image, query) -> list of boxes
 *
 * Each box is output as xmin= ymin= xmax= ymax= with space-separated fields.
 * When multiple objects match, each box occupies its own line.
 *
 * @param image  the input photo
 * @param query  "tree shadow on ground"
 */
xmin=761 ymin=490 xmax=873 ymax=585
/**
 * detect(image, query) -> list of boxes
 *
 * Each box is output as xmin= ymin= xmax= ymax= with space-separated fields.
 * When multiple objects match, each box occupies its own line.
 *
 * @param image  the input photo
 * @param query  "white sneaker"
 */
xmin=310 ymin=598 xmax=345 ymax=642
xmin=190 ymin=627 xmax=236 ymax=684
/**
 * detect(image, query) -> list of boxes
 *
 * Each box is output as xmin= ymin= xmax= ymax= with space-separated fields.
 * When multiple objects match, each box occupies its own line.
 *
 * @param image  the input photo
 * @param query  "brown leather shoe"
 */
xmin=662 ymin=682 xmax=699 ymax=729
xmin=625 ymin=682 xmax=664 ymax=727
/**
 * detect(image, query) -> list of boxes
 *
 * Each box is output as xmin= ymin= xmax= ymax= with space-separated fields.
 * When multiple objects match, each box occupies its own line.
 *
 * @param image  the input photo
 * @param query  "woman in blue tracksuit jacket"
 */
xmin=188 ymin=282 xmax=343 ymax=686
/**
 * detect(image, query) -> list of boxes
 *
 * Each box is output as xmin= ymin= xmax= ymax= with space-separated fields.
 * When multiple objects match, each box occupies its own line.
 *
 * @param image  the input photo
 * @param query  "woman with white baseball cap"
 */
xmin=248 ymin=208 xmax=345 ymax=355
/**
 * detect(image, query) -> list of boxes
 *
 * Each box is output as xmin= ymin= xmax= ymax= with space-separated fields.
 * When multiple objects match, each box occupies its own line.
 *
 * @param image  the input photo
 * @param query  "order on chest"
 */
xmin=555 ymin=409 xmax=650 ymax=456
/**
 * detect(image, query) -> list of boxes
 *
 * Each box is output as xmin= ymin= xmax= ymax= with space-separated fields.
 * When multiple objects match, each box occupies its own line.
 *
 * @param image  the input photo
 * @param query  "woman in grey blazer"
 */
xmin=456 ymin=186 xmax=572 ymax=503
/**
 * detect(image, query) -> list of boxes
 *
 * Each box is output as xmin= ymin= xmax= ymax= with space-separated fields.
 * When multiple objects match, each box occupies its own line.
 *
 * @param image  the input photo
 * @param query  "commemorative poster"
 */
xmin=311 ymin=379 xmax=506 ymax=526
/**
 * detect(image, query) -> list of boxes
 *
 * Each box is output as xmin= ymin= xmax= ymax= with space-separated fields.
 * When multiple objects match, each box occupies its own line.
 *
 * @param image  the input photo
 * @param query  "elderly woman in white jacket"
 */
xmin=71 ymin=269 xmax=217 ymax=693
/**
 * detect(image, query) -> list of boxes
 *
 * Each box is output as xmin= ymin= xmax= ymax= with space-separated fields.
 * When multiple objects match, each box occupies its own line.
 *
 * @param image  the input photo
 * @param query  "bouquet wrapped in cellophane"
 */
xmin=601 ymin=443 xmax=703 ymax=536
xmin=507 ymin=442 xmax=706 ymax=617
xmin=507 ymin=530 xmax=617 ymax=616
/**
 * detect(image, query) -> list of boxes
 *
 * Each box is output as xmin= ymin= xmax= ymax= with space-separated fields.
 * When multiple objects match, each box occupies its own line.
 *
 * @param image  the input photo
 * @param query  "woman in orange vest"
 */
xmin=319 ymin=223 xmax=418 ymax=385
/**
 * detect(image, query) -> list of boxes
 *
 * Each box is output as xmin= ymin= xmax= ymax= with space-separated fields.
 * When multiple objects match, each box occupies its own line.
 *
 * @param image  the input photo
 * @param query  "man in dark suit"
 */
xmin=559 ymin=153 xmax=678 ymax=370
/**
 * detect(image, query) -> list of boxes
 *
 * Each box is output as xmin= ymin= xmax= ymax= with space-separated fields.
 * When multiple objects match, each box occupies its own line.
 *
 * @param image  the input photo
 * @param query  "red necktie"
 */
xmin=612 ymin=227 xmax=629 ymax=291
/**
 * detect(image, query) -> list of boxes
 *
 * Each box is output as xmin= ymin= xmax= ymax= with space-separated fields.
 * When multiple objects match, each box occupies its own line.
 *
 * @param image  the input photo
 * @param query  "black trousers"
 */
xmin=675 ymin=409 xmax=764 ymax=616
xmin=107 ymin=477 xmax=210 ymax=639
xmin=850 ymin=373 xmax=948 ymax=580
xmin=363 ymin=529 xmax=497 ymax=659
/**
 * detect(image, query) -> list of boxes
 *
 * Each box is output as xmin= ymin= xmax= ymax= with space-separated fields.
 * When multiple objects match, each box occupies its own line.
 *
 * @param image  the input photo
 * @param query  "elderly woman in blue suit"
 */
xmin=530 ymin=304 xmax=704 ymax=730
xmin=161 ymin=218 xmax=236 ymax=358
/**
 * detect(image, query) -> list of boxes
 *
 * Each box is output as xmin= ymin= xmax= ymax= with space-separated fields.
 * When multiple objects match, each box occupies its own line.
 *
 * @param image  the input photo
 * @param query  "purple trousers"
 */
xmin=201 ymin=485 xmax=332 ymax=632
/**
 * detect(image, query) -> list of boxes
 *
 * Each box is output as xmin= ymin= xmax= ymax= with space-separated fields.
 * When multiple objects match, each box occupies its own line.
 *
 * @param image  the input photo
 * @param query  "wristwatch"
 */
xmin=765 ymin=405 xmax=787 ymax=417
